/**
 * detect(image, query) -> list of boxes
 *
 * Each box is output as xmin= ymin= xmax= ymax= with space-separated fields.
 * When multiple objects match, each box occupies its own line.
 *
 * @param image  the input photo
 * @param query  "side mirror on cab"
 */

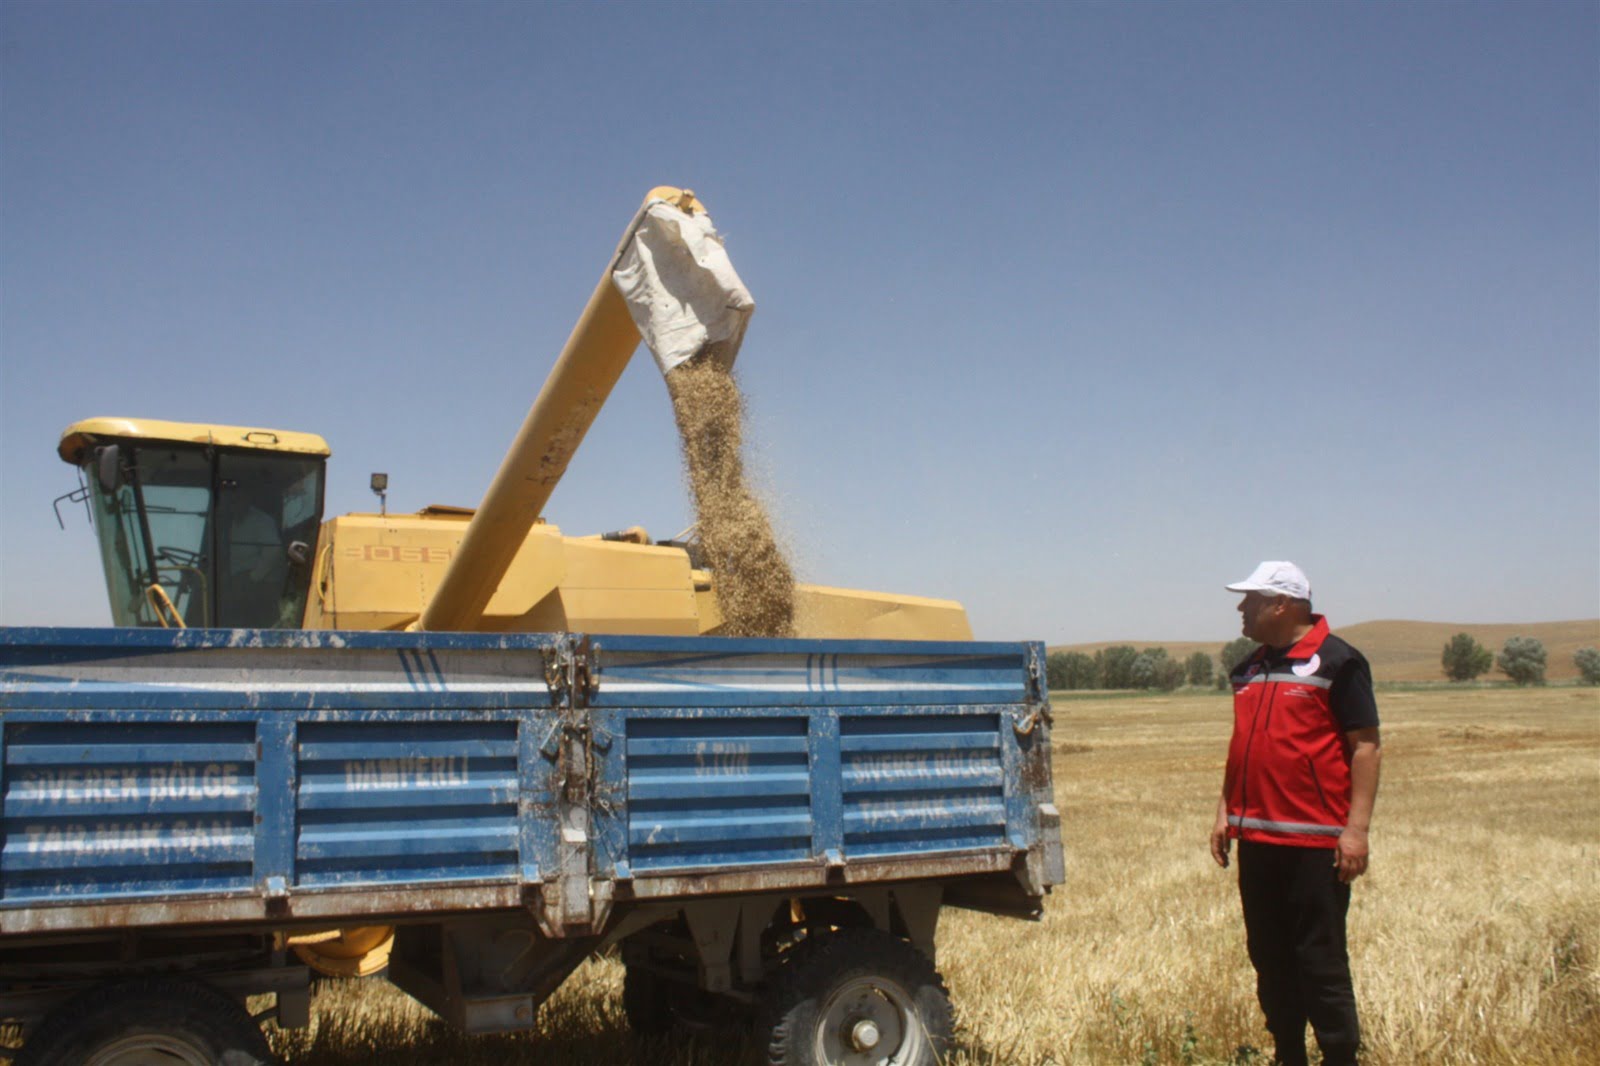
xmin=94 ymin=445 xmax=122 ymax=494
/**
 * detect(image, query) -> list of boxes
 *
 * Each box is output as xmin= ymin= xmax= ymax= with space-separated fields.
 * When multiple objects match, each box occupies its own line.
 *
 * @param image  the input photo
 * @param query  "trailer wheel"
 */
xmin=763 ymin=929 xmax=951 ymax=1066
xmin=16 ymin=977 xmax=275 ymax=1066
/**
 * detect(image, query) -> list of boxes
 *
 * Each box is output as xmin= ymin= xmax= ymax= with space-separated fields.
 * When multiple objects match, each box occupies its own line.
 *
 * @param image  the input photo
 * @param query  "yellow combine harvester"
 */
xmin=57 ymin=188 xmax=969 ymax=643
xmin=55 ymin=187 xmax=971 ymax=976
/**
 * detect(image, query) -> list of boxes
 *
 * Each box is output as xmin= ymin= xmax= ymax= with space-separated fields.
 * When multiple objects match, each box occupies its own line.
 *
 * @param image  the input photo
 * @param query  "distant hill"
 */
xmin=1050 ymin=619 xmax=1600 ymax=682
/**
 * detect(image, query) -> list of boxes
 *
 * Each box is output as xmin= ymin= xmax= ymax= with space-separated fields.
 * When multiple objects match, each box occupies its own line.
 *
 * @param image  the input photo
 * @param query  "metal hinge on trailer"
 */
xmin=541 ymin=640 xmax=573 ymax=709
xmin=1025 ymin=644 xmax=1047 ymax=702
xmin=540 ymin=636 xmax=603 ymax=709
xmin=533 ymin=636 xmax=610 ymax=938
xmin=1014 ymin=644 xmax=1054 ymax=738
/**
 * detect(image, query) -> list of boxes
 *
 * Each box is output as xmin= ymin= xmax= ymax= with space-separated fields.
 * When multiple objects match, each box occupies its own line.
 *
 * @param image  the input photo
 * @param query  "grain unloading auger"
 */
xmin=420 ymin=186 xmax=753 ymax=633
xmin=53 ymin=188 xmax=972 ymax=978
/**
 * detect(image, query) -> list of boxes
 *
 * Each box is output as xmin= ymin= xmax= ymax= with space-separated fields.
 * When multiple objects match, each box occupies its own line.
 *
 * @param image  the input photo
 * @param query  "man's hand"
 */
xmin=1210 ymin=823 xmax=1232 ymax=868
xmin=1334 ymin=826 xmax=1369 ymax=883
xmin=1337 ymin=727 xmax=1381 ymax=884
xmin=1210 ymin=798 xmax=1232 ymax=868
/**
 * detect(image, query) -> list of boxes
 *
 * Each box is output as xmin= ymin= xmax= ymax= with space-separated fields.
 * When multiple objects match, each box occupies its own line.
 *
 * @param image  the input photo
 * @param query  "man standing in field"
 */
xmin=1210 ymin=561 xmax=1382 ymax=1066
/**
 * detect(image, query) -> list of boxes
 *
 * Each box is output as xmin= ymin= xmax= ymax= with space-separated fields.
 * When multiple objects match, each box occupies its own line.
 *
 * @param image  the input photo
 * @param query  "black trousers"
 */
xmin=1238 ymin=840 xmax=1361 ymax=1066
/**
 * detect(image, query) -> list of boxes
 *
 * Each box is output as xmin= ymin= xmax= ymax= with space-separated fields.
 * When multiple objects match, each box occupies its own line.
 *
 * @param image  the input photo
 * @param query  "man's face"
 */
xmin=1237 ymin=591 xmax=1284 ymax=644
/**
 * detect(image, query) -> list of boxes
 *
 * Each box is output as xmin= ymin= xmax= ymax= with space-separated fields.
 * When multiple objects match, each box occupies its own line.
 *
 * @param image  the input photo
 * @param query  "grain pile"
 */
xmin=664 ymin=357 xmax=795 ymax=637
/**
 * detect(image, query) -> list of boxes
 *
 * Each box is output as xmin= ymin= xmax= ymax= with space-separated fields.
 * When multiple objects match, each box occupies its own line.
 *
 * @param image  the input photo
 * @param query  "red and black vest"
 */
xmin=1224 ymin=617 xmax=1373 ymax=849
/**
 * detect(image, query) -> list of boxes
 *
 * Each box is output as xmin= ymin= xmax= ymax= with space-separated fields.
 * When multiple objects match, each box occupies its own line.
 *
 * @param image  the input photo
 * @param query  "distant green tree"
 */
xmin=1574 ymin=647 xmax=1600 ymax=686
xmin=1217 ymin=637 xmax=1257 ymax=688
xmin=1061 ymin=652 xmax=1097 ymax=689
xmin=1046 ymin=652 xmax=1070 ymax=691
xmin=1047 ymin=651 xmax=1097 ymax=690
xmin=1095 ymin=645 xmax=1139 ymax=689
xmin=1497 ymin=636 xmax=1547 ymax=686
xmin=1156 ymin=657 xmax=1187 ymax=691
xmin=1130 ymin=651 xmax=1161 ymax=689
xmin=1130 ymin=648 xmax=1185 ymax=691
xmin=1440 ymin=633 xmax=1493 ymax=682
xmin=1185 ymin=651 xmax=1214 ymax=688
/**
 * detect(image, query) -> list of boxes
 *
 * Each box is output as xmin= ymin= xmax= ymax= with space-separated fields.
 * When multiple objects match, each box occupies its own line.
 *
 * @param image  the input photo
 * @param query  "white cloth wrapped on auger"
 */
xmin=611 ymin=201 xmax=755 ymax=375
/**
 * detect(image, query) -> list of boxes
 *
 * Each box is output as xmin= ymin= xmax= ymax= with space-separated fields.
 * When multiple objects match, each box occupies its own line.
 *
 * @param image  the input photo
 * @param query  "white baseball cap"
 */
xmin=1226 ymin=561 xmax=1311 ymax=600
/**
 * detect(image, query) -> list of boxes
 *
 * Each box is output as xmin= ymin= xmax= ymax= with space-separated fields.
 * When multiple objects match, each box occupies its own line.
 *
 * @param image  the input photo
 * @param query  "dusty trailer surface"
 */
xmin=0 ymin=626 xmax=1063 ymax=1065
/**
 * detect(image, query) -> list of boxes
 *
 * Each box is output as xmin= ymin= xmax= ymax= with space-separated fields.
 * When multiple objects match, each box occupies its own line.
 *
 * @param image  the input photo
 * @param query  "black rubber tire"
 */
xmin=16 ymin=976 xmax=276 ymax=1066
xmin=762 ymin=928 xmax=952 ymax=1066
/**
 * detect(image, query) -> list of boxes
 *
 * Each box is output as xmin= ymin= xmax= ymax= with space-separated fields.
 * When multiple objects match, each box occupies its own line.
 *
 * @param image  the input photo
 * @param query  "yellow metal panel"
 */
xmin=478 ymin=587 xmax=702 ymax=637
xmin=559 ymin=538 xmax=695 ymax=589
xmin=684 ymin=579 xmax=969 ymax=639
xmin=474 ymin=588 xmax=568 ymax=634
xmin=542 ymin=539 xmax=701 ymax=634
xmin=474 ymin=538 xmax=703 ymax=635
xmin=312 ymin=512 xmax=711 ymax=636
xmin=559 ymin=588 xmax=703 ymax=635
xmin=59 ymin=417 xmax=330 ymax=464
xmin=792 ymin=584 xmax=973 ymax=641
xmin=692 ymin=580 xmax=723 ymax=635
xmin=308 ymin=513 xmax=563 ymax=632
xmin=481 ymin=526 xmax=568 ymax=617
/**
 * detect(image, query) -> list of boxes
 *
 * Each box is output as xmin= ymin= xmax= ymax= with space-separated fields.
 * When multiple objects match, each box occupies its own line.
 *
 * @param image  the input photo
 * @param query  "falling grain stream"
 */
xmin=664 ymin=358 xmax=795 ymax=638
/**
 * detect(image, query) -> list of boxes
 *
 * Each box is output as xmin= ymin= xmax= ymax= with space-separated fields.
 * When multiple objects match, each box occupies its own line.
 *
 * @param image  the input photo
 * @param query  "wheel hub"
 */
xmin=817 ymin=976 xmax=919 ymax=1065
xmin=850 ymin=1018 xmax=882 ymax=1051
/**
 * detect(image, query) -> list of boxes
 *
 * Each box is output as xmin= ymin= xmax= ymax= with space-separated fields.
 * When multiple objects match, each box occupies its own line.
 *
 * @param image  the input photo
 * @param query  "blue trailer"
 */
xmin=0 ymin=626 xmax=1063 ymax=1065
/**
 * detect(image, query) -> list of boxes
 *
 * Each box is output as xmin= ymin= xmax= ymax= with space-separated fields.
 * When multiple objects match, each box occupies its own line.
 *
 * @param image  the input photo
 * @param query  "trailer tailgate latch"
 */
xmin=1013 ymin=705 xmax=1053 ymax=737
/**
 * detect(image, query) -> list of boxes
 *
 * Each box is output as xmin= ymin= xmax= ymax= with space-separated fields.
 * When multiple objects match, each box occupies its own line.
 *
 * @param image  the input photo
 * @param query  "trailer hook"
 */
xmin=1012 ymin=706 xmax=1053 ymax=738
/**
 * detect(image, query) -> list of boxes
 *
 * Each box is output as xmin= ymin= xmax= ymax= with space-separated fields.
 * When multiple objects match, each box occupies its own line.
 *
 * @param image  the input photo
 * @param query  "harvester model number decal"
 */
xmin=340 ymin=545 xmax=454 ymax=564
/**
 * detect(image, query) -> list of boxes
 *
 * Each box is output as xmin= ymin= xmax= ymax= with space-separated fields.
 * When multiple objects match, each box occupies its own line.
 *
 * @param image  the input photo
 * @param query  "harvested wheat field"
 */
xmin=265 ymin=686 xmax=1598 ymax=1065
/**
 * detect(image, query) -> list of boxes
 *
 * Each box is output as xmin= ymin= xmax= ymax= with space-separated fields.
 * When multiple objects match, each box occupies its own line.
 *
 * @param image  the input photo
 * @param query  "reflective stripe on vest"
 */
xmin=1237 ymin=672 xmax=1334 ymax=690
xmin=1229 ymin=814 xmax=1343 ymax=837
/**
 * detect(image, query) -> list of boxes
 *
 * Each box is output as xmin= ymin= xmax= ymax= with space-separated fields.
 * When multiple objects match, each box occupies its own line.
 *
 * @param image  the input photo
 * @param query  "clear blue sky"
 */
xmin=2 ymin=1 xmax=1595 ymax=644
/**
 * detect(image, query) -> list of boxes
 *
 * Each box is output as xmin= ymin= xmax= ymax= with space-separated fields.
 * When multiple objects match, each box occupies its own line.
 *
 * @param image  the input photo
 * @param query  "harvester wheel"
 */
xmin=16 ymin=976 xmax=274 ymax=1066
xmin=762 ymin=929 xmax=951 ymax=1066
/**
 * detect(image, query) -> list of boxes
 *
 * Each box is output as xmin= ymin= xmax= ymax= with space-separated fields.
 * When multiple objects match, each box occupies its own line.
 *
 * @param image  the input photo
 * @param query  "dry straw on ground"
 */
xmin=266 ymin=685 xmax=1599 ymax=1065
xmin=664 ymin=357 xmax=795 ymax=638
